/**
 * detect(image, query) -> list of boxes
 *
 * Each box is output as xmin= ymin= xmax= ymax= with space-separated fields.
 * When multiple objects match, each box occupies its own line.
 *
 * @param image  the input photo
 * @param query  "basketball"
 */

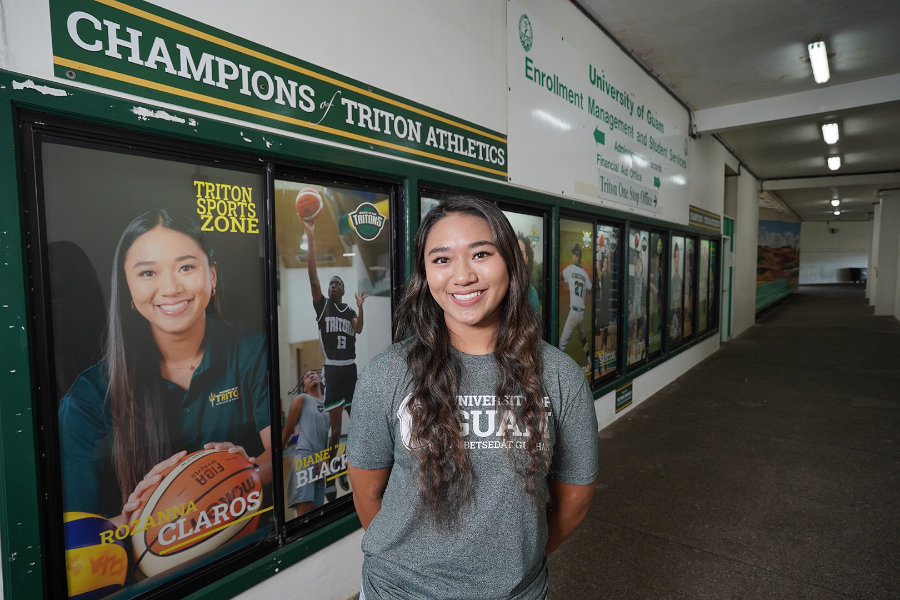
xmin=130 ymin=449 xmax=263 ymax=578
xmin=63 ymin=512 xmax=128 ymax=600
xmin=295 ymin=188 xmax=324 ymax=223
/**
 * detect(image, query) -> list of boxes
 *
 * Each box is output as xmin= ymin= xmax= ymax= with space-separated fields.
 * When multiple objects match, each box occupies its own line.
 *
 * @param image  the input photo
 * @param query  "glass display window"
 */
xmin=593 ymin=223 xmax=621 ymax=380
xmin=626 ymin=228 xmax=650 ymax=366
xmin=683 ymin=237 xmax=696 ymax=339
xmin=669 ymin=235 xmax=685 ymax=344
xmin=273 ymin=179 xmax=394 ymax=524
xmin=32 ymin=136 xmax=274 ymax=599
xmin=558 ymin=218 xmax=595 ymax=378
xmin=647 ymin=231 xmax=666 ymax=357
xmin=698 ymin=239 xmax=710 ymax=332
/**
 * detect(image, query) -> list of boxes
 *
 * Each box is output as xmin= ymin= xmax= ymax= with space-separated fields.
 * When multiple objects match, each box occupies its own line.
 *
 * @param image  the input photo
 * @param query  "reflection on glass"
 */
xmin=627 ymin=229 xmax=649 ymax=365
xmin=275 ymin=181 xmax=393 ymax=523
xmin=558 ymin=219 xmax=594 ymax=378
xmin=648 ymin=233 xmax=664 ymax=356
xmin=684 ymin=238 xmax=695 ymax=338
xmin=669 ymin=236 xmax=685 ymax=343
xmin=506 ymin=211 xmax=545 ymax=316
xmin=698 ymin=239 xmax=710 ymax=332
xmin=593 ymin=224 xmax=620 ymax=379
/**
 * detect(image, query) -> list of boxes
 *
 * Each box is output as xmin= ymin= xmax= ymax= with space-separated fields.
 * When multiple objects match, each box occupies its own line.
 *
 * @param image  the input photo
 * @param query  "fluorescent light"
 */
xmin=831 ymin=198 xmax=840 ymax=207
xmin=827 ymin=156 xmax=841 ymax=171
xmin=808 ymin=41 xmax=830 ymax=84
xmin=821 ymin=122 xmax=839 ymax=144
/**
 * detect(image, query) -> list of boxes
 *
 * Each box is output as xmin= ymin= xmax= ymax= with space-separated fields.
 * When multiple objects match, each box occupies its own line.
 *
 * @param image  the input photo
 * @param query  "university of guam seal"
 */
xmin=519 ymin=14 xmax=533 ymax=52
xmin=349 ymin=202 xmax=386 ymax=241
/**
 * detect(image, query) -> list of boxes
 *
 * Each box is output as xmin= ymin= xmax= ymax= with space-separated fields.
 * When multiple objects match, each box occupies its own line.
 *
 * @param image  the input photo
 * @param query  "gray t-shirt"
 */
xmin=347 ymin=340 xmax=598 ymax=600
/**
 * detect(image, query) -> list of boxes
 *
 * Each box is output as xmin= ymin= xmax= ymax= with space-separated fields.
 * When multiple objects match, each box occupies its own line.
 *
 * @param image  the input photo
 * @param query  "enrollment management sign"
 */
xmin=508 ymin=1 xmax=690 ymax=214
xmin=49 ymin=0 xmax=507 ymax=180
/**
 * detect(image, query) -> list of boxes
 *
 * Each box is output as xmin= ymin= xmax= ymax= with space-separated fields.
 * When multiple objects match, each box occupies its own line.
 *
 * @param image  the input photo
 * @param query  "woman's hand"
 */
xmin=113 ymin=450 xmax=187 ymax=527
xmin=203 ymin=441 xmax=254 ymax=464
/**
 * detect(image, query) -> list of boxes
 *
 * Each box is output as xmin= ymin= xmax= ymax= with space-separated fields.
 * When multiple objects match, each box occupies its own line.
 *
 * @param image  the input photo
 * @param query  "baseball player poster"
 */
xmin=274 ymin=180 xmax=393 ymax=523
xmin=593 ymin=224 xmax=620 ymax=380
xmin=558 ymin=218 xmax=594 ymax=379
xmin=38 ymin=139 xmax=273 ymax=597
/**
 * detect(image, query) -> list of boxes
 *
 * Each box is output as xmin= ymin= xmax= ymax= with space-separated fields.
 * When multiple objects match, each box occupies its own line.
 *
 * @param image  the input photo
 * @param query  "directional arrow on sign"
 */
xmin=593 ymin=127 xmax=605 ymax=145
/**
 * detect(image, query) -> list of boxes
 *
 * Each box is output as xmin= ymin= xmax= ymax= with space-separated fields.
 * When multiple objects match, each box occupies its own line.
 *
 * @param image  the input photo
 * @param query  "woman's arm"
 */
xmin=545 ymin=478 xmax=595 ymax=554
xmin=347 ymin=465 xmax=391 ymax=529
xmin=281 ymin=395 xmax=305 ymax=448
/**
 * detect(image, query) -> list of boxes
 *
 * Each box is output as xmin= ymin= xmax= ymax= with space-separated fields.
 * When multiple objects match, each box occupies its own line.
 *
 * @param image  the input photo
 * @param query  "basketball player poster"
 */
xmin=37 ymin=140 xmax=273 ymax=597
xmin=273 ymin=180 xmax=393 ymax=523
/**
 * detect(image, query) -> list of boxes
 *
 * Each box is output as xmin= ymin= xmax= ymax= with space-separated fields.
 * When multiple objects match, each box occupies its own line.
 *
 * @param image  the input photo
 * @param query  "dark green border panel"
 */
xmin=0 ymin=68 xmax=720 ymax=600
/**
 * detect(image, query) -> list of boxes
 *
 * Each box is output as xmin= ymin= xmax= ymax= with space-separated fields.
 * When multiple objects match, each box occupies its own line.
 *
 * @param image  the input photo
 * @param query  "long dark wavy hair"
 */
xmin=395 ymin=196 xmax=548 ymax=528
xmin=104 ymin=209 xmax=218 ymax=505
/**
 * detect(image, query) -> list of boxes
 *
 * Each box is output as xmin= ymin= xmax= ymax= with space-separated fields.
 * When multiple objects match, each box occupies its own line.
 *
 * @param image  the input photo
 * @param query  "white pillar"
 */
xmin=873 ymin=191 xmax=900 ymax=316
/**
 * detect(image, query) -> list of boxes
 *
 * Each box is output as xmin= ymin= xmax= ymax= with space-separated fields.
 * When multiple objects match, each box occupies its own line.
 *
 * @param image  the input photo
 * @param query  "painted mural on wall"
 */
xmin=758 ymin=220 xmax=801 ymax=287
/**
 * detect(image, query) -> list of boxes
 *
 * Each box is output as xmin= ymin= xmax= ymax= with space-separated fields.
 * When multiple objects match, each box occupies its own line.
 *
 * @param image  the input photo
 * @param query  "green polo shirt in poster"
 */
xmin=58 ymin=316 xmax=270 ymax=518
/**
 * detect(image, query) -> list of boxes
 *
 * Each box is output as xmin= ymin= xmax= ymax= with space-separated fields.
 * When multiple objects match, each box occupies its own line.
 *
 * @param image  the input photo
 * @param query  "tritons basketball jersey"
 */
xmin=315 ymin=297 xmax=357 ymax=365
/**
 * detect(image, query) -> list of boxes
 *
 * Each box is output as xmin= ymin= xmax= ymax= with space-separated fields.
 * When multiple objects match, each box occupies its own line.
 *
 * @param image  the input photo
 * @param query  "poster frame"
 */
xmin=18 ymin=112 xmax=286 ymax=599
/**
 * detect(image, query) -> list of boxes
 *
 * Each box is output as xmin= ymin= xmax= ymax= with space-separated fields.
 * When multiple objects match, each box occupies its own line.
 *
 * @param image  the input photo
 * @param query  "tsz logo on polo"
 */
xmin=349 ymin=203 xmax=386 ymax=241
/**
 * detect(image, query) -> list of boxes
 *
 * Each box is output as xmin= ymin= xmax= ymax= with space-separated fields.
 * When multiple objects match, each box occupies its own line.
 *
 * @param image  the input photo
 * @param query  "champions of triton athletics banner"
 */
xmin=39 ymin=139 xmax=272 ymax=599
xmin=48 ymin=0 xmax=507 ymax=180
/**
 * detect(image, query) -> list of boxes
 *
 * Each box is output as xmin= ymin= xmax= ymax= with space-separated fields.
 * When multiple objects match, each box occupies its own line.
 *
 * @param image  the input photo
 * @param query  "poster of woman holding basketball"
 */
xmin=39 ymin=141 xmax=272 ymax=595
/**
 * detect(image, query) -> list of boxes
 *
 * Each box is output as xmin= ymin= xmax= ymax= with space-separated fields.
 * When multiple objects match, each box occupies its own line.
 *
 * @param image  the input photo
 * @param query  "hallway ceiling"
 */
xmin=573 ymin=0 xmax=900 ymax=222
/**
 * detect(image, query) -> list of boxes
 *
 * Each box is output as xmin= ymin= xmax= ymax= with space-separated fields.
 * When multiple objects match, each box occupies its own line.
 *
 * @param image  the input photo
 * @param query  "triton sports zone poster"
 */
xmin=274 ymin=180 xmax=393 ymax=524
xmin=40 ymin=140 xmax=272 ymax=599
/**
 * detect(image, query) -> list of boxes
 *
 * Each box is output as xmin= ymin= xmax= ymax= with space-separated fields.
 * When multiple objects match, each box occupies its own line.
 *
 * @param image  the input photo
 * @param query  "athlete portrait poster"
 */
xmin=683 ymin=237 xmax=696 ymax=338
xmin=647 ymin=232 xmax=665 ymax=356
xmin=39 ymin=141 xmax=272 ymax=599
xmin=698 ymin=239 xmax=710 ymax=332
xmin=593 ymin=224 xmax=620 ymax=380
xmin=558 ymin=218 xmax=594 ymax=378
xmin=274 ymin=180 xmax=392 ymax=523
xmin=626 ymin=229 xmax=650 ymax=366
xmin=669 ymin=235 xmax=685 ymax=343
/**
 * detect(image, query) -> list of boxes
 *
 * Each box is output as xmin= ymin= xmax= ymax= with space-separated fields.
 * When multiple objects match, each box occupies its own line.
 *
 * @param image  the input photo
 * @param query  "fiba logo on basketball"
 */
xmin=349 ymin=202 xmax=386 ymax=241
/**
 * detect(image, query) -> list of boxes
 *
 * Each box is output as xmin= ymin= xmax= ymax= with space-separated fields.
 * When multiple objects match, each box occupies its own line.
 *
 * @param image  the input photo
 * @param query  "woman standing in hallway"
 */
xmin=347 ymin=196 xmax=598 ymax=599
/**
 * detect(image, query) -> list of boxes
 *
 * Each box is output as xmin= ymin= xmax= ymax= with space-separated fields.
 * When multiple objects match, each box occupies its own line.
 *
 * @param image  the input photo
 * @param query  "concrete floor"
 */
xmin=549 ymin=285 xmax=900 ymax=599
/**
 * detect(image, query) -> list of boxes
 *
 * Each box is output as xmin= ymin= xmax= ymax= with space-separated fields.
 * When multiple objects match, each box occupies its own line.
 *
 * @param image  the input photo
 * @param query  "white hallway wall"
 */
xmin=0 ymin=1 xmax=754 ymax=599
xmin=800 ymin=221 xmax=872 ymax=284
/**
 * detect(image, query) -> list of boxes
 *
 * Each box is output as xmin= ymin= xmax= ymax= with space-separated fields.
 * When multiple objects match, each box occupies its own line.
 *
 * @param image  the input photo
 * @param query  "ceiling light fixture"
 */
xmin=833 ymin=210 xmax=841 ymax=216
xmin=831 ymin=198 xmax=841 ymax=207
xmin=821 ymin=122 xmax=839 ymax=144
xmin=808 ymin=40 xmax=830 ymax=84
xmin=827 ymin=156 xmax=841 ymax=171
